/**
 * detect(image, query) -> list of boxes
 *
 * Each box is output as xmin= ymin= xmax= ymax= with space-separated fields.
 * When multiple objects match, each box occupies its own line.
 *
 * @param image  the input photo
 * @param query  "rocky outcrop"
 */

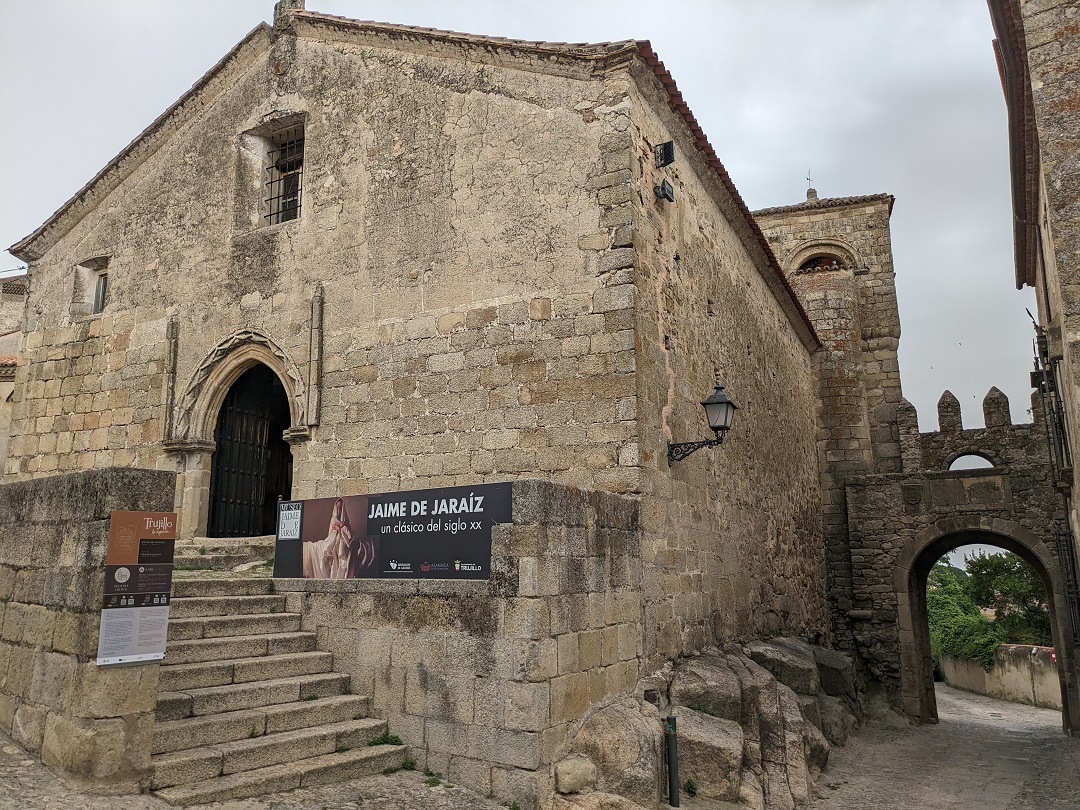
xmin=553 ymin=794 xmax=651 ymax=810
xmin=746 ymin=638 xmax=821 ymax=695
xmin=559 ymin=639 xmax=859 ymax=809
xmin=569 ymin=699 xmax=664 ymax=807
xmin=669 ymin=706 xmax=743 ymax=801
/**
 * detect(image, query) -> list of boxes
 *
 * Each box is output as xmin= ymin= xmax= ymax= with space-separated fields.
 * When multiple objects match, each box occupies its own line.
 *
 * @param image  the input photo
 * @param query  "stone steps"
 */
xmin=157 ymin=666 xmax=350 ymax=721
xmin=167 ymin=612 xmax=301 ymax=641
xmin=173 ymin=536 xmax=276 ymax=573
xmin=173 ymin=553 xmax=261 ymax=571
xmin=153 ymin=694 xmax=374 ymax=754
xmin=164 ymin=631 xmax=316 ymax=665
xmin=173 ymin=578 xmax=276 ymax=598
xmin=169 ymin=594 xmax=286 ymax=618
xmin=152 ymin=579 xmax=406 ymax=806
xmin=152 ymin=718 xmax=389 ymax=787
xmin=159 ymin=650 xmax=335 ymax=691
xmin=153 ymin=745 xmax=407 ymax=806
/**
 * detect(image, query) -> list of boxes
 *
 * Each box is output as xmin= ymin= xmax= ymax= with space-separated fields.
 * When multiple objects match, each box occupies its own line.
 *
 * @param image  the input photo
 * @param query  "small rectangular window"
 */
xmin=71 ymin=256 xmax=109 ymax=319
xmin=92 ymin=272 xmax=108 ymax=314
xmin=264 ymin=125 xmax=304 ymax=224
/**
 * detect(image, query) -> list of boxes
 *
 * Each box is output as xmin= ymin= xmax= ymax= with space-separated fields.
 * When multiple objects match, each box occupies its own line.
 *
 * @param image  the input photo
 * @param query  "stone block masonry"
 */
xmin=276 ymin=479 xmax=641 ymax=806
xmin=845 ymin=388 xmax=1074 ymax=724
xmin=0 ymin=467 xmax=176 ymax=786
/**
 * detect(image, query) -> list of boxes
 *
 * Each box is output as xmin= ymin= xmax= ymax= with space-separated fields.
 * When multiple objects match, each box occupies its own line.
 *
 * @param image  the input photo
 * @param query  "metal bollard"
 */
xmin=665 ymin=714 xmax=680 ymax=807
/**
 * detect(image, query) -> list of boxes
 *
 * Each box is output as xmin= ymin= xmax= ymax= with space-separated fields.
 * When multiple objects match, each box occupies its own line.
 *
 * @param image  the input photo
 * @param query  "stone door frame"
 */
xmin=165 ymin=331 xmax=308 ymax=538
xmin=892 ymin=515 xmax=1078 ymax=734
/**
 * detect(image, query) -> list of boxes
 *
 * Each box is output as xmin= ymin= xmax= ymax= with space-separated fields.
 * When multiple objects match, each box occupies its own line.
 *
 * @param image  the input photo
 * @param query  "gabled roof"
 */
xmin=8 ymin=24 xmax=273 ymax=263
xmin=9 ymin=10 xmax=816 ymax=346
xmin=752 ymin=193 xmax=895 ymax=218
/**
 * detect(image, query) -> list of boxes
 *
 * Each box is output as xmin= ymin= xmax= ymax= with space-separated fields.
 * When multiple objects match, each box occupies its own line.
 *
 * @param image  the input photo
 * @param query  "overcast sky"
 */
xmin=0 ymin=0 xmax=1036 ymax=441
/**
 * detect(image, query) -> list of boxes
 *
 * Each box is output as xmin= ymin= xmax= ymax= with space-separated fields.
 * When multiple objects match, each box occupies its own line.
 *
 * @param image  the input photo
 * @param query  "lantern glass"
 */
xmin=701 ymin=385 xmax=737 ymax=432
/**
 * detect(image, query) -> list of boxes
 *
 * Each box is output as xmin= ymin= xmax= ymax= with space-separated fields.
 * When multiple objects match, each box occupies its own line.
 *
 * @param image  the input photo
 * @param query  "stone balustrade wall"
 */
xmin=0 ymin=467 xmax=176 ymax=786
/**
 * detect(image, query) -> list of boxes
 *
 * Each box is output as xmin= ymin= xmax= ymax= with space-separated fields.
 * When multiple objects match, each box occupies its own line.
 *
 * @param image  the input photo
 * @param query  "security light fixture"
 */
xmin=654 ymin=179 xmax=675 ymax=203
xmin=667 ymin=385 xmax=738 ymax=464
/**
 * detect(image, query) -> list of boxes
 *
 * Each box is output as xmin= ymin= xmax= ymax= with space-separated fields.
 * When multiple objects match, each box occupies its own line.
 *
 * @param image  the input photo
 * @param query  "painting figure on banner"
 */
xmin=276 ymin=483 xmax=511 ymax=580
xmin=301 ymin=496 xmax=376 ymax=579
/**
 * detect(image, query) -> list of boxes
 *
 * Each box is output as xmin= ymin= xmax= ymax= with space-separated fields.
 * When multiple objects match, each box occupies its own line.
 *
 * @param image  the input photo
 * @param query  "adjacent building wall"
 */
xmin=943 ymin=645 xmax=1061 ymax=710
xmin=988 ymin=0 xmax=1080 ymax=710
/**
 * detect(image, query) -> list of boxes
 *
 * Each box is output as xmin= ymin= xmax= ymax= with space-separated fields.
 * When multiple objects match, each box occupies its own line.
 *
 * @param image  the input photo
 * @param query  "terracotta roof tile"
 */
xmin=752 ymin=194 xmax=895 ymax=217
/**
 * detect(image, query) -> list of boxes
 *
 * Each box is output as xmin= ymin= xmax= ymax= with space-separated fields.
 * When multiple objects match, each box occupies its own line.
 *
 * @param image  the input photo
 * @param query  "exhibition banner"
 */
xmin=273 ymin=482 xmax=512 ymax=580
xmin=96 ymin=511 xmax=177 ymax=667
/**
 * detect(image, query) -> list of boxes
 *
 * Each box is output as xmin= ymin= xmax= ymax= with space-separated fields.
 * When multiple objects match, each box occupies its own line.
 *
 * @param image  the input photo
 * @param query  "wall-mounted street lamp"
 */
xmin=667 ymin=385 xmax=738 ymax=464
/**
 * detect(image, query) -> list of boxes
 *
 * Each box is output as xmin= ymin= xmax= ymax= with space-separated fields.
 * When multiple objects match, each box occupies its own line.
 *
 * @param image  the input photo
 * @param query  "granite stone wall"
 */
xmin=625 ymin=65 xmax=828 ymax=671
xmin=276 ymin=480 xmax=641 ymax=804
xmin=0 ymin=467 xmax=176 ymax=786
xmin=845 ymin=389 xmax=1073 ymax=722
xmin=754 ymin=194 xmax=902 ymax=663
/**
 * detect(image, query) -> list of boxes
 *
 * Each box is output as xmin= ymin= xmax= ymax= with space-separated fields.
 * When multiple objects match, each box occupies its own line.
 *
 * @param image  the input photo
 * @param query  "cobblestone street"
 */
xmin=4 ymin=683 xmax=1079 ymax=809
xmin=810 ymin=684 xmax=1080 ymax=809
xmin=0 ymin=736 xmax=507 ymax=810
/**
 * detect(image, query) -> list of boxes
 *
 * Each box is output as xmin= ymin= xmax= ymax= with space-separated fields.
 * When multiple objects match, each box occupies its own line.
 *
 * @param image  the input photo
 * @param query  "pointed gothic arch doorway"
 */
xmin=207 ymin=364 xmax=293 ymax=537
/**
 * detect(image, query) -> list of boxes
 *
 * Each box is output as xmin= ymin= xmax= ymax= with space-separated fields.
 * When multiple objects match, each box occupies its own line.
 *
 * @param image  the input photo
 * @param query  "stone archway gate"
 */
xmin=841 ymin=389 xmax=1080 ymax=734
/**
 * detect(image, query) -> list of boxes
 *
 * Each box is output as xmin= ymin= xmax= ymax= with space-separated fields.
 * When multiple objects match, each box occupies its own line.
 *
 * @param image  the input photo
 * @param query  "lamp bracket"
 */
xmin=667 ymin=429 xmax=727 ymax=464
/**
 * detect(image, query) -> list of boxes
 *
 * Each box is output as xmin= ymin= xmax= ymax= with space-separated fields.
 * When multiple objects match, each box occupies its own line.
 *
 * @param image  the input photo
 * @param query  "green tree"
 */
xmin=963 ymin=551 xmax=1052 ymax=646
xmin=926 ymin=562 xmax=1004 ymax=671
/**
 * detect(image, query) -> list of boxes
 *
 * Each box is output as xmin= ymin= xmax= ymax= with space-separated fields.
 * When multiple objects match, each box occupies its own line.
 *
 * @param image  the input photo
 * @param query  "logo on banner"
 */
xmin=389 ymin=559 xmax=413 ymax=572
xmin=454 ymin=560 xmax=482 ymax=572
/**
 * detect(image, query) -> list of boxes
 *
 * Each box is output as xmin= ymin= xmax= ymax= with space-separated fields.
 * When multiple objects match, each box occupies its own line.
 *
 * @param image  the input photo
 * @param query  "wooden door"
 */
xmin=208 ymin=365 xmax=293 ymax=537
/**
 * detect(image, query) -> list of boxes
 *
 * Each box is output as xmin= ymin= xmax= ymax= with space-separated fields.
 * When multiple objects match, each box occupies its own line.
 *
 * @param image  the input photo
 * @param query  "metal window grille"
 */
xmin=92 ymin=272 xmax=108 ymax=314
xmin=264 ymin=126 xmax=304 ymax=224
xmin=1032 ymin=329 xmax=1072 ymax=475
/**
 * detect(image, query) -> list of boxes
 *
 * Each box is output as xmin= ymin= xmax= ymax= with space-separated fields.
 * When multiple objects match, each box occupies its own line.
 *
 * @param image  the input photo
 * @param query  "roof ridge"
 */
xmin=9 ymin=23 xmax=273 ymax=262
xmin=294 ymin=11 xmax=637 ymax=53
xmin=752 ymin=193 xmax=894 ymax=217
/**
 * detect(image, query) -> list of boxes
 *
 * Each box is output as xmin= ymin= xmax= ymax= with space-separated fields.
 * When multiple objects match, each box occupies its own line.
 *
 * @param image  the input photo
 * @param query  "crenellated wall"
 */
xmin=844 ymin=386 xmax=1076 ymax=728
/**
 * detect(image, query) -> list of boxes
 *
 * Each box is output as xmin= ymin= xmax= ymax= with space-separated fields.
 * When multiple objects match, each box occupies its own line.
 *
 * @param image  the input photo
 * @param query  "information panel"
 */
xmin=273 ymin=482 xmax=511 ymax=580
xmin=96 ymin=511 xmax=177 ymax=667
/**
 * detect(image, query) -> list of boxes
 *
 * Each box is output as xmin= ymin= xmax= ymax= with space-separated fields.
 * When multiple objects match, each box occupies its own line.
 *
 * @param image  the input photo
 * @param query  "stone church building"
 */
xmin=1 ymin=1 xmax=1077 ymax=808
xmin=6 ymin=0 xmax=829 ymax=658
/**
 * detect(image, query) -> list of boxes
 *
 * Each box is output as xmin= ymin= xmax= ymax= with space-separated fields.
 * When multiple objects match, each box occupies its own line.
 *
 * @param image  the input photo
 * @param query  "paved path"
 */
xmin=4 ymin=683 xmax=1078 ymax=809
xmin=0 ymin=736 xmax=507 ymax=810
xmin=810 ymin=684 xmax=1080 ymax=809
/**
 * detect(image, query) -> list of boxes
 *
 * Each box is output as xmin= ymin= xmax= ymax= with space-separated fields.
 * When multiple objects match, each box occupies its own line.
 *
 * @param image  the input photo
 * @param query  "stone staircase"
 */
xmin=150 ymin=577 xmax=406 ymax=805
xmin=172 ymin=536 xmax=276 ymax=572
